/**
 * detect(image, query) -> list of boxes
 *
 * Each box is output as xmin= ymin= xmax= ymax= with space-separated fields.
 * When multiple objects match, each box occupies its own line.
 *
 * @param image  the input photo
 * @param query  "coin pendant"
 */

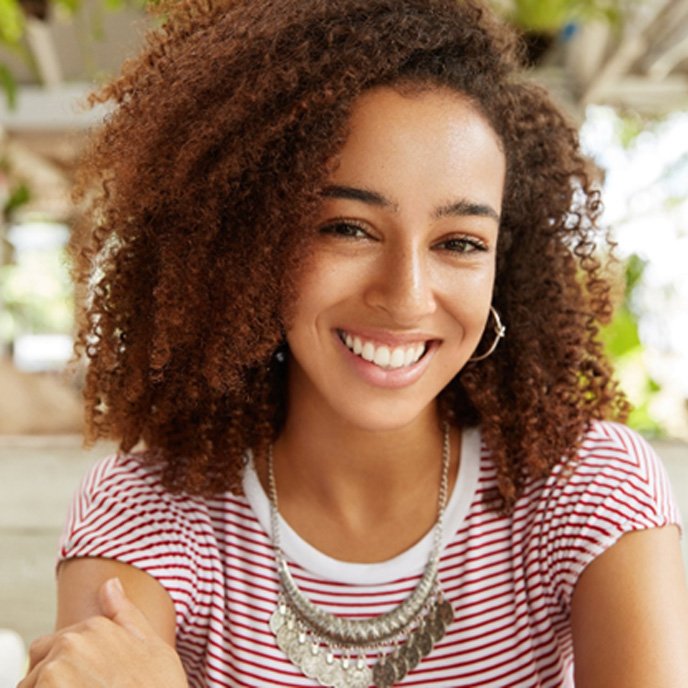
xmin=275 ymin=623 xmax=298 ymax=659
xmin=314 ymin=656 xmax=343 ymax=687
xmin=275 ymin=622 xmax=294 ymax=656
xmin=300 ymin=657 xmax=319 ymax=681
xmin=400 ymin=638 xmax=421 ymax=671
xmin=341 ymin=662 xmax=373 ymax=688
xmin=286 ymin=633 xmax=309 ymax=666
xmin=372 ymin=656 xmax=397 ymax=688
xmin=438 ymin=598 xmax=454 ymax=626
xmin=391 ymin=651 xmax=409 ymax=683
xmin=428 ymin=611 xmax=446 ymax=643
xmin=269 ymin=608 xmax=285 ymax=634
xmin=415 ymin=626 xmax=434 ymax=657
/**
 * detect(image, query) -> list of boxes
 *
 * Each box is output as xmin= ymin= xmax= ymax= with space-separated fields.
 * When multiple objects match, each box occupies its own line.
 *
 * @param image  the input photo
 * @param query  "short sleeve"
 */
xmin=59 ymin=453 xmax=211 ymax=631
xmin=538 ymin=422 xmax=682 ymax=609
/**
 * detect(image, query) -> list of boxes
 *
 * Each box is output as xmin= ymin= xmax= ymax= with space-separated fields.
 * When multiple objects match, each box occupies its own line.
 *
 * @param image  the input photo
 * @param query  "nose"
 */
xmin=364 ymin=242 xmax=437 ymax=324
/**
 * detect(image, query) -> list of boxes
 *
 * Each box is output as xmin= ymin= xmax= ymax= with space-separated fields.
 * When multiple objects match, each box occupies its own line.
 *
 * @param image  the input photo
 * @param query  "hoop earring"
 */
xmin=469 ymin=306 xmax=505 ymax=362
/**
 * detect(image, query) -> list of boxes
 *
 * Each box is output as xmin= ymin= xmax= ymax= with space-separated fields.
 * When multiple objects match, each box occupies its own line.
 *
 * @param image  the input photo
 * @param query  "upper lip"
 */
xmin=336 ymin=327 xmax=438 ymax=348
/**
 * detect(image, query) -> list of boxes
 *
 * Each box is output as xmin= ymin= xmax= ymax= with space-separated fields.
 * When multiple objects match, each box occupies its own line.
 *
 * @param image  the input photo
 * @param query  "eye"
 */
xmin=435 ymin=235 xmax=488 ymax=254
xmin=319 ymin=219 xmax=370 ymax=239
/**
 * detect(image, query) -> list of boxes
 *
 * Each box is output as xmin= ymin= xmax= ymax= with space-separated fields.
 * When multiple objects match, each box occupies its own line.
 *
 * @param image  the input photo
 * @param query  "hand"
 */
xmin=19 ymin=577 xmax=187 ymax=688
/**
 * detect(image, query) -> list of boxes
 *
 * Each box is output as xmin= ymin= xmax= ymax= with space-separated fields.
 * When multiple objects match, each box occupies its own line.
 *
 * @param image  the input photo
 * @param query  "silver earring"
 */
xmin=469 ymin=306 xmax=505 ymax=362
xmin=272 ymin=342 xmax=288 ymax=364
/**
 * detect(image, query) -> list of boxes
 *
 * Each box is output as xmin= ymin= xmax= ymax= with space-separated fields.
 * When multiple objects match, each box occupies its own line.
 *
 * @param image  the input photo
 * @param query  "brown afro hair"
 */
xmin=70 ymin=0 xmax=628 ymax=508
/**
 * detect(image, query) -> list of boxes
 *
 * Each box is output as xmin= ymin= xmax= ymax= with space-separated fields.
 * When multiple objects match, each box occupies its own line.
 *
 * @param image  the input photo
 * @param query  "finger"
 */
xmin=18 ymin=643 xmax=52 ymax=688
xmin=26 ymin=633 xmax=55 ymax=671
xmin=17 ymin=661 xmax=39 ymax=688
xmin=98 ymin=577 xmax=149 ymax=640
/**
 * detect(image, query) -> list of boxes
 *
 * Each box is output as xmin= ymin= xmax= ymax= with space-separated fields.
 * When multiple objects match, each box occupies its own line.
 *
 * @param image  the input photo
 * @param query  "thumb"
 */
xmin=98 ymin=577 xmax=149 ymax=640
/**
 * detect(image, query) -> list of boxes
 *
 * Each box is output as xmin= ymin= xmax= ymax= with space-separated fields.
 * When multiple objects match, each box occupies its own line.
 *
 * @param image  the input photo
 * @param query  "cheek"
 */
xmin=438 ymin=269 xmax=496 ymax=347
xmin=285 ymin=261 xmax=342 ymax=336
xmin=293 ymin=253 xmax=363 ymax=315
xmin=441 ymin=260 xmax=495 ymax=306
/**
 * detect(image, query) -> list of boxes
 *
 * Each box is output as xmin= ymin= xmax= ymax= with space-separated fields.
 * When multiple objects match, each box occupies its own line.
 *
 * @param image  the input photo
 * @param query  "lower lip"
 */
xmin=334 ymin=332 xmax=438 ymax=389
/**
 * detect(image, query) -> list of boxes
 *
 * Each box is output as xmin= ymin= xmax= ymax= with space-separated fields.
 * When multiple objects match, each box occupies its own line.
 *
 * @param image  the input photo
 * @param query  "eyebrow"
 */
xmin=321 ymin=185 xmax=398 ymax=211
xmin=321 ymin=184 xmax=499 ymax=223
xmin=433 ymin=199 xmax=500 ymax=223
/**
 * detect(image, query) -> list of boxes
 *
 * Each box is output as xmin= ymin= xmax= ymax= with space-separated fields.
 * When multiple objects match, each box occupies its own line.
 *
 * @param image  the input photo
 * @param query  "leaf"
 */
xmin=0 ymin=0 xmax=24 ymax=44
xmin=600 ymin=304 xmax=641 ymax=358
xmin=53 ymin=0 xmax=82 ymax=13
xmin=4 ymin=183 xmax=31 ymax=217
xmin=623 ymin=253 xmax=646 ymax=297
xmin=513 ymin=0 xmax=570 ymax=31
xmin=0 ymin=62 xmax=17 ymax=109
xmin=510 ymin=0 xmax=624 ymax=32
xmin=617 ymin=113 xmax=646 ymax=149
xmin=627 ymin=404 xmax=664 ymax=438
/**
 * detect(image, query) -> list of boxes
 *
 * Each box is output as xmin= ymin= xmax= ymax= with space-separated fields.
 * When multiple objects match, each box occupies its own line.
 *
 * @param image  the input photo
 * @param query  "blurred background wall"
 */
xmin=1 ymin=0 xmax=687 ymax=662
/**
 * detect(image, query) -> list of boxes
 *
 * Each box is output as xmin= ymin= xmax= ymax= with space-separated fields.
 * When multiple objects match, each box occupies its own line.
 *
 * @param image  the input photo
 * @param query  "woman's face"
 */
xmin=285 ymin=86 xmax=506 ymax=432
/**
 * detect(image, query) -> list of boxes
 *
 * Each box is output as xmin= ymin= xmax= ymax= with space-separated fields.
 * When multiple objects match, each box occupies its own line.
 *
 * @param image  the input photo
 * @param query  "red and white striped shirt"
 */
xmin=60 ymin=421 xmax=681 ymax=687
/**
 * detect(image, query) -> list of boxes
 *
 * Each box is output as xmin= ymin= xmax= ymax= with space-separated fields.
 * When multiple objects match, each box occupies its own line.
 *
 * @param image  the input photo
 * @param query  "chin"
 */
xmin=329 ymin=397 xmax=438 ymax=435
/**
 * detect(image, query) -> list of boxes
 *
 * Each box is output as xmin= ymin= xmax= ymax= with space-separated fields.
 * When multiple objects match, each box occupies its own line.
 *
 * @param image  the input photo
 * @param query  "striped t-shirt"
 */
xmin=60 ymin=421 xmax=681 ymax=687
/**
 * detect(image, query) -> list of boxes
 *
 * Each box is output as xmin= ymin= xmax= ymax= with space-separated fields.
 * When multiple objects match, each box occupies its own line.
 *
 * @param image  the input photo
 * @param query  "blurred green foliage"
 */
xmin=506 ymin=0 xmax=625 ymax=31
xmin=4 ymin=182 xmax=29 ymax=218
xmin=0 ymin=0 xmax=25 ymax=108
xmin=0 ymin=0 xmax=24 ymax=44
xmin=0 ymin=248 xmax=74 ymax=340
xmin=600 ymin=254 xmax=665 ymax=436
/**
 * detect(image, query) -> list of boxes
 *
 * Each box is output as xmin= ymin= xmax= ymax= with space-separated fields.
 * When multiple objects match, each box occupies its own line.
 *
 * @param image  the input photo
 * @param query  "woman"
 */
xmin=21 ymin=0 xmax=688 ymax=686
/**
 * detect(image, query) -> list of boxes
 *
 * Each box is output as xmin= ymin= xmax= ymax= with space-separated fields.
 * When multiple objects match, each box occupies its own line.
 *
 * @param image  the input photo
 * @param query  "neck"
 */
xmin=283 ymin=402 xmax=442 ymax=491
xmin=257 ymin=361 xmax=461 ymax=561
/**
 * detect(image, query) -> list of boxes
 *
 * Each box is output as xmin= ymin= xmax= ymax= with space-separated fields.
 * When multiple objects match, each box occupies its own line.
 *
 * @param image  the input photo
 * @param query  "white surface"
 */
xmin=0 ymin=83 xmax=109 ymax=131
xmin=0 ymin=628 xmax=26 ymax=687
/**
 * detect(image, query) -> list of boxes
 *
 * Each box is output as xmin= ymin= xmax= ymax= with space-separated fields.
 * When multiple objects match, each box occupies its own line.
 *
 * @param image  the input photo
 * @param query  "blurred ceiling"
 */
xmin=0 ymin=2 xmax=150 ymax=220
xmin=0 ymin=2 xmax=149 ymax=131
xmin=1 ymin=0 xmax=687 ymax=132
xmin=537 ymin=0 xmax=688 ymax=118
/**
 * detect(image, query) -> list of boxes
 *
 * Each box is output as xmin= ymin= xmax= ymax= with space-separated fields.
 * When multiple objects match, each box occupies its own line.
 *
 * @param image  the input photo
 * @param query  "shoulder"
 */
xmin=60 ymin=453 xmax=214 ymax=634
xmin=560 ymin=420 xmax=677 ymax=518
xmin=77 ymin=452 xmax=167 ymax=492
xmin=577 ymin=419 xmax=660 ymax=471
xmin=543 ymin=420 xmax=681 ymax=528
xmin=61 ymin=452 xmax=216 ymax=561
xmin=529 ymin=420 xmax=682 ymax=606
xmin=71 ymin=452 xmax=201 ymax=511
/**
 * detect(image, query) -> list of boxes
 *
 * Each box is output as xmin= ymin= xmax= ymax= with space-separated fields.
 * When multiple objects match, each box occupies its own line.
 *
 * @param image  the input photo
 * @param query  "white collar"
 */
xmin=242 ymin=427 xmax=481 ymax=585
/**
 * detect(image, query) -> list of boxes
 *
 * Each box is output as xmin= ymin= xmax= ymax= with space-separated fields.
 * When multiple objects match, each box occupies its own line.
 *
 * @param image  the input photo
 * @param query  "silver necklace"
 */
xmin=267 ymin=424 xmax=454 ymax=688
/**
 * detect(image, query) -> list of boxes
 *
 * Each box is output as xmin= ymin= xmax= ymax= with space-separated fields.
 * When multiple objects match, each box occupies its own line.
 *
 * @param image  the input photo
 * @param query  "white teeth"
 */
xmin=403 ymin=347 xmax=417 ymax=366
xmin=373 ymin=346 xmax=391 ymax=367
xmin=361 ymin=341 xmax=375 ymax=362
xmin=340 ymin=331 xmax=427 ymax=370
xmin=390 ymin=347 xmax=405 ymax=368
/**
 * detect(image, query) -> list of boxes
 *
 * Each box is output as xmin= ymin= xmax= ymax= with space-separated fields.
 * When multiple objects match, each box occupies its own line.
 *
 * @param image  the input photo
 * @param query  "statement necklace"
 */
xmin=267 ymin=425 xmax=454 ymax=688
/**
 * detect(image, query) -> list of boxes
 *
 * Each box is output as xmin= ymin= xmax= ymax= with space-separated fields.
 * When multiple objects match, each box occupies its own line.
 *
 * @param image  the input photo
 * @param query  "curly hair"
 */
xmin=70 ymin=0 xmax=628 ymax=508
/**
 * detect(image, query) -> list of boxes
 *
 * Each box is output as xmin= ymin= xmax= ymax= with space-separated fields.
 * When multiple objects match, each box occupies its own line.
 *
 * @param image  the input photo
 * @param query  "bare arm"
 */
xmin=56 ymin=557 xmax=177 ymax=643
xmin=571 ymin=526 xmax=688 ymax=687
xmin=20 ymin=558 xmax=185 ymax=687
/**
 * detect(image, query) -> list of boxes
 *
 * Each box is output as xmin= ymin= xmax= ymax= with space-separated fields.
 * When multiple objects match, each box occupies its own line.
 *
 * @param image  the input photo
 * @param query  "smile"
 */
xmin=337 ymin=330 xmax=428 ymax=370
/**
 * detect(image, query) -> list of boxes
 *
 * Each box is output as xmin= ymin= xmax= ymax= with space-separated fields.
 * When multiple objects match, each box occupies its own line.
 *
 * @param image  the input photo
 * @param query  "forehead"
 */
xmin=327 ymin=86 xmax=506 ymax=210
